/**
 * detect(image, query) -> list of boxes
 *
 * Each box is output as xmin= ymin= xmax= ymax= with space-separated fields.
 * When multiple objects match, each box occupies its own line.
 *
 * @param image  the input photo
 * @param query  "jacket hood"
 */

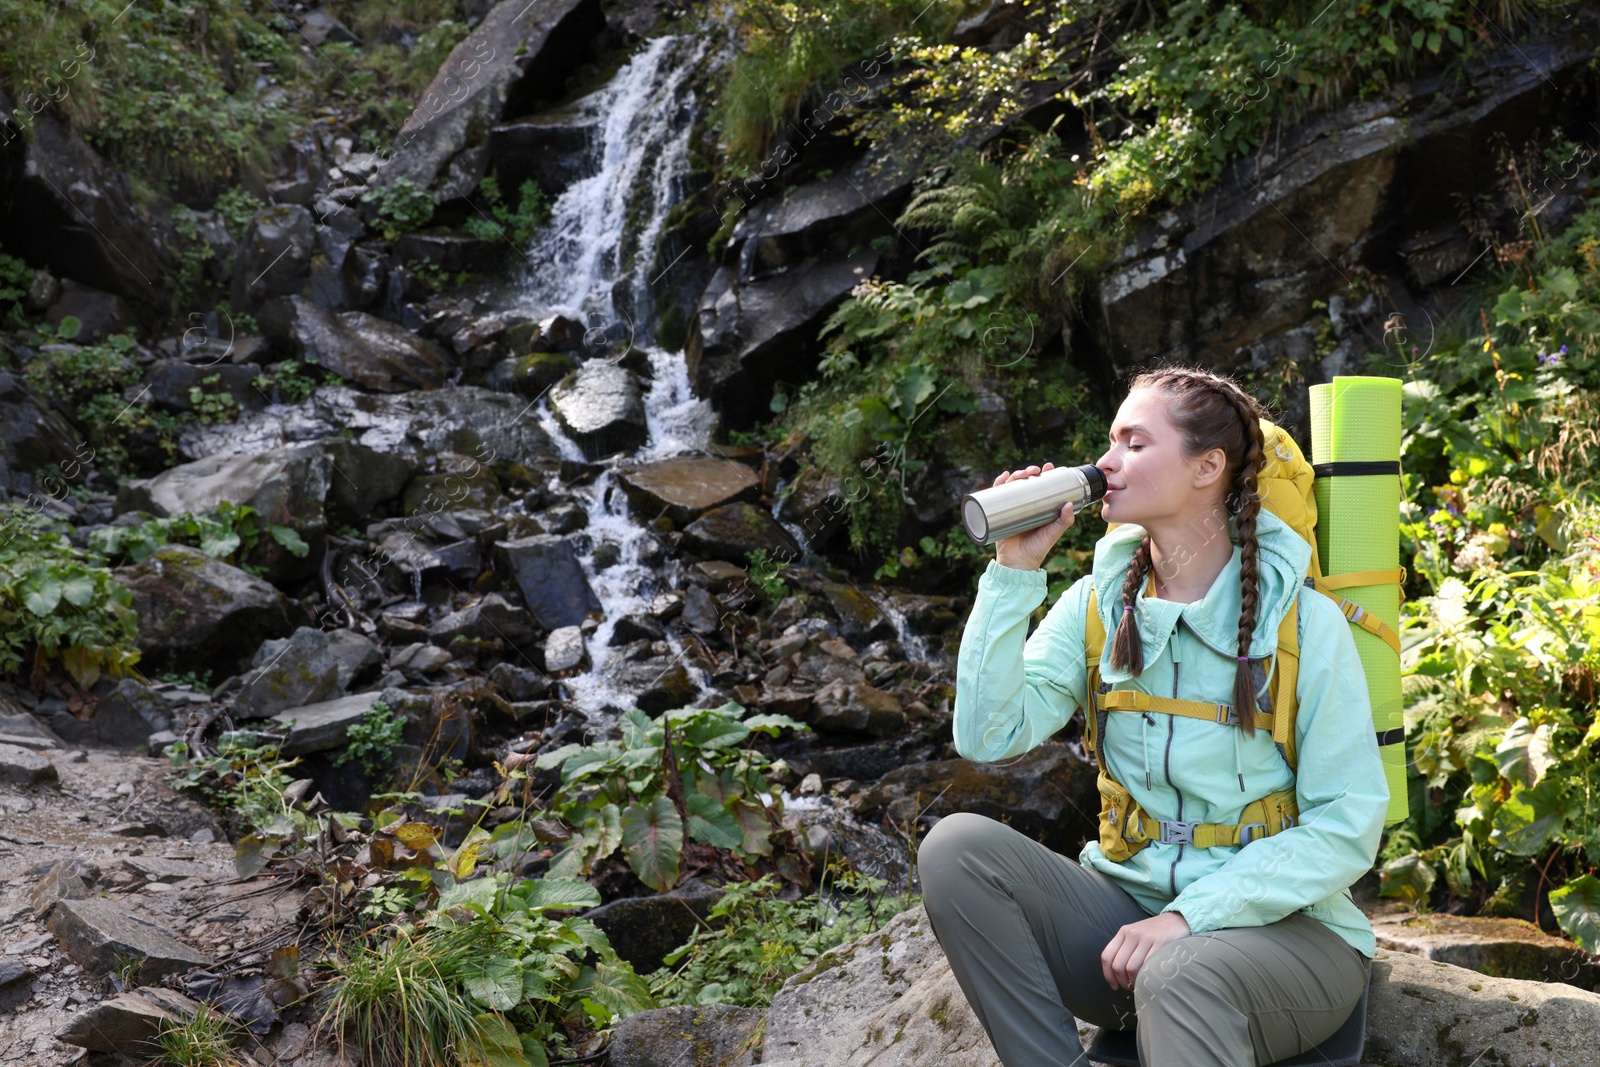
xmin=1090 ymin=507 xmax=1310 ymax=684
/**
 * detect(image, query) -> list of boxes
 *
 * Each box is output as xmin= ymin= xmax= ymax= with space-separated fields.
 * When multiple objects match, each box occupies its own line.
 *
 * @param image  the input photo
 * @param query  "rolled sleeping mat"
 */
xmin=1309 ymin=376 xmax=1407 ymax=826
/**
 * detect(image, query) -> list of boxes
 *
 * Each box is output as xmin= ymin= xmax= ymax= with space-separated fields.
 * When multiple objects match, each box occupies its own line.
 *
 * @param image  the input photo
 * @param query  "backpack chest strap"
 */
xmin=1096 ymin=688 xmax=1278 ymax=733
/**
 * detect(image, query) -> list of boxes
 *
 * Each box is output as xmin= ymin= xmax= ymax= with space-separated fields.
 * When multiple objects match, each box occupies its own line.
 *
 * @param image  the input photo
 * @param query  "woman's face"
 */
xmin=1094 ymin=387 xmax=1227 ymax=527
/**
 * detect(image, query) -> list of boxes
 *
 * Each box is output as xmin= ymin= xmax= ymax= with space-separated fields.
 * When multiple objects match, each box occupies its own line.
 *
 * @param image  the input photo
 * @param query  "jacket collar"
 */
xmin=1091 ymin=508 xmax=1309 ymax=684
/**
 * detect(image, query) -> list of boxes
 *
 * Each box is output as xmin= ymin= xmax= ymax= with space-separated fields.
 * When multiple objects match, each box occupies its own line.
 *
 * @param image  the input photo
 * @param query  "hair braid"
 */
xmin=1216 ymin=384 xmax=1266 ymax=738
xmin=1109 ymin=536 xmax=1153 ymax=675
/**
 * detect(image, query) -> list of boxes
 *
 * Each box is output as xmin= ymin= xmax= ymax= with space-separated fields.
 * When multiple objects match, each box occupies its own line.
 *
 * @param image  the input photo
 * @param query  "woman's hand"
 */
xmin=992 ymin=463 xmax=1076 ymax=571
xmin=1101 ymin=911 xmax=1192 ymax=992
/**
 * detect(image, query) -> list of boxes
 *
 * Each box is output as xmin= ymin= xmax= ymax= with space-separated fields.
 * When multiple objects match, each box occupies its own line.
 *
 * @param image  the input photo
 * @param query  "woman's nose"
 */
xmin=1095 ymin=446 xmax=1117 ymax=470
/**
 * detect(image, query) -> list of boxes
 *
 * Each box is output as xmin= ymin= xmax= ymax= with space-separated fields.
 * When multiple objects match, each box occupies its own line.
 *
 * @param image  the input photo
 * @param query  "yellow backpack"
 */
xmin=1084 ymin=418 xmax=1403 ymax=861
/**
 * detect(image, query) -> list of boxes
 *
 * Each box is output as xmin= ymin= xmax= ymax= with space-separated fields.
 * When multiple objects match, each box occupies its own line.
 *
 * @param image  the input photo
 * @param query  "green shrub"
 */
xmin=88 ymin=501 xmax=309 ymax=569
xmin=335 ymin=700 xmax=405 ymax=781
xmin=535 ymin=701 xmax=810 ymax=892
xmin=362 ymin=178 xmax=438 ymax=242
xmin=464 ymin=174 xmax=553 ymax=251
xmin=0 ymin=245 xmax=32 ymax=326
xmin=0 ymin=507 xmax=139 ymax=688
xmin=24 ymin=331 xmax=138 ymax=405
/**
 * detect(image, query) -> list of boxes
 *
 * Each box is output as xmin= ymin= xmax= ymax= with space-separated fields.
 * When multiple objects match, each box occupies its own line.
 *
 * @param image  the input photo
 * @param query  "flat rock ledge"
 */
xmin=620 ymin=905 xmax=1600 ymax=1067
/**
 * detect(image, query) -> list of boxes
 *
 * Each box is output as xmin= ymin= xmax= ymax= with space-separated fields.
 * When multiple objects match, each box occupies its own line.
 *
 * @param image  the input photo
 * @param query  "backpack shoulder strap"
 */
xmin=1272 ymin=593 xmax=1302 ymax=773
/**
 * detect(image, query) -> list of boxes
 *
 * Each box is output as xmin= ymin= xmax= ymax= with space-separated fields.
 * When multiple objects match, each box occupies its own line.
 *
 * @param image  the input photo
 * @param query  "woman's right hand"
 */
xmin=992 ymin=463 xmax=1076 ymax=572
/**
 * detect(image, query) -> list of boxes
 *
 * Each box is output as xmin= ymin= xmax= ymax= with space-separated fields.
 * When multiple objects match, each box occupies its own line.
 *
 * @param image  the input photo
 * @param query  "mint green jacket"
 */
xmin=953 ymin=508 xmax=1387 ymax=958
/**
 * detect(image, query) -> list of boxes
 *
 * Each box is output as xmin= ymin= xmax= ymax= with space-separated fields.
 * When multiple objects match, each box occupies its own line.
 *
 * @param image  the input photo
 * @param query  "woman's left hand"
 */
xmin=1101 ymin=911 xmax=1193 ymax=991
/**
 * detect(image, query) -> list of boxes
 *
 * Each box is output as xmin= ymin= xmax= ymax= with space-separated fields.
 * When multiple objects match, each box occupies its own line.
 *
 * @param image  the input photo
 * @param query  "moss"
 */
xmin=929 ymin=994 xmax=953 ymax=1032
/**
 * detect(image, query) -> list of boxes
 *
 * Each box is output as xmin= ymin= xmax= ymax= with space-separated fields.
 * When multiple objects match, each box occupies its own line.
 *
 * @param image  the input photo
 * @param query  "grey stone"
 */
xmin=49 ymin=679 xmax=173 ymax=749
xmin=808 ymin=679 xmax=904 ymax=739
xmin=391 ymin=642 xmax=453 ymax=674
xmin=495 ymin=534 xmax=601 ymax=630
xmin=607 ymin=1003 xmax=763 ymax=1067
xmin=1366 ymin=903 xmax=1600 ymax=988
xmin=0 ymin=959 xmax=33 ymax=992
xmin=680 ymin=503 xmax=801 ymax=564
xmin=236 ymin=627 xmax=344 ymax=719
xmin=609 ymin=613 xmax=665 ymax=646
xmin=616 ymin=659 xmax=698 ymax=716
xmin=270 ymin=691 xmax=385 ymax=756
xmin=681 ymin=585 xmax=722 ymax=635
xmin=543 ymin=625 xmax=588 ymax=673
xmin=56 ymin=986 xmax=203 ymax=1053
xmin=265 ymin=296 xmax=453 ymax=393
xmin=488 ymin=662 xmax=553 ymax=701
xmin=585 ymin=878 xmax=723 ymax=973
xmin=47 ymin=899 xmax=212 ymax=982
xmin=232 ymin=204 xmax=315 ymax=310
xmin=30 ymin=860 xmax=89 ymax=918
xmin=549 ymin=360 xmax=647 ymax=460
xmin=429 ymin=593 xmax=538 ymax=649
xmin=0 ymin=742 xmax=57 ymax=786
xmin=0 ymin=371 xmax=85 ymax=498
xmin=617 ymin=455 xmax=762 ymax=526
xmin=325 ymin=629 xmax=385 ymax=690
xmin=115 ymin=545 xmax=299 ymax=670
xmin=372 ymin=0 xmax=607 ymax=192
xmin=0 ymin=712 xmax=64 ymax=748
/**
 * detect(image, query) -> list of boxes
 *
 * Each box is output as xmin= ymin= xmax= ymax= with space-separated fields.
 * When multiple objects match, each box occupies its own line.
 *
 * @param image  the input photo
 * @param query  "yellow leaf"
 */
xmin=450 ymin=841 xmax=481 ymax=881
xmin=393 ymin=822 xmax=440 ymax=851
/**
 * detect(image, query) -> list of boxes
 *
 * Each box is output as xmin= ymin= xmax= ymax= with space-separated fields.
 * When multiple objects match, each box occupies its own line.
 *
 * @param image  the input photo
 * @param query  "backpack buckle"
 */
xmin=1157 ymin=820 xmax=1195 ymax=845
xmin=1214 ymin=703 xmax=1237 ymax=725
xmin=1238 ymin=822 xmax=1268 ymax=845
xmin=1278 ymin=813 xmax=1297 ymax=832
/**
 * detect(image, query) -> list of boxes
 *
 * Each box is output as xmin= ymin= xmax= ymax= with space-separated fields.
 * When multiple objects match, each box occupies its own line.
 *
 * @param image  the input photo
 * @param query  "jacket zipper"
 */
xmin=1167 ymin=621 xmax=1183 ymax=897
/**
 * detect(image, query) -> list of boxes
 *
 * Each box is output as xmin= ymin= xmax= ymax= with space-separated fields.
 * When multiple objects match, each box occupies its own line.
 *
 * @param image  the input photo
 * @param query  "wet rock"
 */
xmin=374 ymin=0 xmax=608 ymax=191
xmin=0 ymin=99 xmax=176 ymax=310
xmin=495 ymin=534 xmax=602 ymax=630
xmin=403 ymin=457 xmax=506 ymax=514
xmin=429 ymin=593 xmax=539 ymax=650
xmin=688 ymin=560 xmax=754 ymax=598
xmin=490 ymin=350 xmax=580 ymax=397
xmin=617 ymin=456 xmax=762 ymax=525
xmin=48 ymin=898 xmax=212 ymax=981
xmin=1365 ymin=903 xmax=1600 ymax=988
xmin=270 ymin=691 xmax=386 ymax=756
xmin=681 ymin=585 xmax=723 ymax=635
xmin=233 ymin=205 xmax=315 ymax=309
xmin=0 ymin=371 xmax=85 ymax=497
xmin=0 ymin=742 xmax=57 ymax=785
xmin=759 ymin=688 xmax=814 ymax=721
xmin=681 ymin=503 xmax=801 ymax=563
xmin=777 ymin=737 xmax=936 ymax=786
xmin=31 ymin=860 xmax=93 ymax=919
xmin=325 ymin=629 xmax=385 ymax=689
xmin=687 ymin=252 xmax=879 ymax=430
xmin=392 ymin=232 xmax=503 ymax=273
xmin=488 ymin=116 xmax=595 ymax=201
xmin=544 ymin=625 xmax=588 ymax=673
xmin=489 ymin=662 xmax=554 ymax=701
xmin=235 ymin=627 xmax=344 ymax=719
xmin=46 ymin=279 xmax=137 ymax=341
xmin=808 ymin=680 xmax=903 ymax=738
xmin=851 ymin=743 xmax=1099 ymax=856
xmin=141 ymin=360 xmax=266 ymax=416
xmin=266 ymin=296 xmax=453 ymax=392
xmin=56 ymin=986 xmax=203 ymax=1053
xmin=608 ymin=1003 xmax=763 ymax=1067
xmin=58 ymin=680 xmax=173 ymax=750
xmin=549 ymin=360 xmax=647 ymax=460
xmin=391 ymin=642 xmax=454 ymax=675
xmin=618 ymin=659 xmax=698 ymax=715
xmin=818 ymin=580 xmax=895 ymax=643
xmin=585 ymin=877 xmax=724 ymax=973
xmin=610 ymin=613 xmax=665 ymax=646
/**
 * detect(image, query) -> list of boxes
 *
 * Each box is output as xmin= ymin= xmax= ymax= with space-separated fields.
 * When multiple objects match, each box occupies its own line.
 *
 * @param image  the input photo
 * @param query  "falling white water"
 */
xmin=515 ymin=35 xmax=720 ymax=716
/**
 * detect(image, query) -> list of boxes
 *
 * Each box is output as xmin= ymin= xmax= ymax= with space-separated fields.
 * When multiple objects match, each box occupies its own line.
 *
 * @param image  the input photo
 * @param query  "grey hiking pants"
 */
xmin=917 ymin=813 xmax=1369 ymax=1067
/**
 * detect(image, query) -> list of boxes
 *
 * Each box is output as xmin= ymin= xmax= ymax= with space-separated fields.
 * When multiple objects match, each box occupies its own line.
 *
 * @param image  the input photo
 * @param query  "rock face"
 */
xmin=1367 ymin=903 xmax=1600 ymax=989
xmin=617 ymin=455 xmax=762 ymax=525
xmin=374 ymin=0 xmax=608 ymax=192
xmin=116 ymin=545 xmax=300 ymax=670
xmin=266 ymin=296 xmax=454 ymax=392
xmin=495 ymin=534 xmax=601 ymax=630
xmin=680 ymin=503 xmax=801 ymax=563
xmin=0 ymin=371 xmax=87 ymax=497
xmin=47 ymin=898 xmax=212 ymax=982
xmin=232 ymin=205 xmax=315 ymax=310
xmin=270 ymin=691 xmax=386 ymax=756
xmin=235 ymin=627 xmax=345 ymax=719
xmin=851 ymin=743 xmax=1102 ymax=856
xmin=548 ymin=360 xmax=648 ymax=460
xmin=607 ymin=1004 xmax=764 ymax=1067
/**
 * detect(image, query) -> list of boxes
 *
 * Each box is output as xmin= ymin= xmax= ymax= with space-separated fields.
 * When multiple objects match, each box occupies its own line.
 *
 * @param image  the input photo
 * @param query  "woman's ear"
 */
xmin=1190 ymin=446 xmax=1228 ymax=490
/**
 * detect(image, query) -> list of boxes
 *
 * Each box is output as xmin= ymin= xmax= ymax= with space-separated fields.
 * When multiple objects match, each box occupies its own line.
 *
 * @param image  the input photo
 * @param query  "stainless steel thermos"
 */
xmin=961 ymin=463 xmax=1107 ymax=545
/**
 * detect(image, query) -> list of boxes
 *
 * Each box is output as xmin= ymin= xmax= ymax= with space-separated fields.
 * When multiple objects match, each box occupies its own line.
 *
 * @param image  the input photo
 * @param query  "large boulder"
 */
xmin=0 ymin=371 xmax=86 ymax=497
xmin=115 ymin=545 xmax=301 ymax=671
xmin=495 ymin=534 xmax=601 ymax=630
xmin=548 ymin=360 xmax=647 ymax=460
xmin=264 ymin=296 xmax=454 ymax=393
xmin=235 ymin=627 xmax=345 ymax=719
xmin=1366 ymin=903 xmax=1600 ymax=989
xmin=607 ymin=1004 xmax=763 ymax=1067
xmin=617 ymin=455 xmax=762 ymax=526
xmin=584 ymin=878 xmax=724 ymax=973
xmin=850 ymin=742 xmax=1101 ymax=856
xmin=56 ymin=987 xmax=204 ymax=1054
xmin=0 ymin=94 xmax=174 ymax=313
xmin=755 ymin=905 xmax=1600 ymax=1067
xmin=47 ymin=899 xmax=212 ymax=982
xmin=373 ymin=0 xmax=608 ymax=193
xmin=48 ymin=678 xmax=173 ymax=750
xmin=680 ymin=502 xmax=801 ymax=563
xmin=231 ymin=205 xmax=315 ymax=311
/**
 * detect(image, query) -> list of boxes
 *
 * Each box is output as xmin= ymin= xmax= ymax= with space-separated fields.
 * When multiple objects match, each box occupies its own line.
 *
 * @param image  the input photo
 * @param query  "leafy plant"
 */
xmin=745 ymin=548 xmax=791 ymax=602
xmin=0 ymin=506 xmax=139 ymax=688
xmin=252 ymin=360 xmax=339 ymax=403
xmin=361 ymin=177 xmax=438 ymax=242
xmin=649 ymin=865 xmax=920 ymax=1009
xmin=464 ymin=174 xmax=553 ymax=251
xmin=0 ymin=244 xmax=32 ymax=326
xmin=535 ymin=702 xmax=811 ymax=892
xmin=24 ymin=331 xmax=138 ymax=405
xmin=88 ymin=501 xmax=309 ymax=568
xmin=335 ymin=700 xmax=405 ymax=781
xmin=188 ymin=375 xmax=240 ymax=424
xmin=213 ymin=187 xmax=263 ymax=237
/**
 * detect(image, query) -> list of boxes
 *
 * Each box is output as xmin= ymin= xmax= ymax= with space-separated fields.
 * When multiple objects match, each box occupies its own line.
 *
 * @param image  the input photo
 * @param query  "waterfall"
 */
xmin=517 ymin=35 xmax=718 ymax=716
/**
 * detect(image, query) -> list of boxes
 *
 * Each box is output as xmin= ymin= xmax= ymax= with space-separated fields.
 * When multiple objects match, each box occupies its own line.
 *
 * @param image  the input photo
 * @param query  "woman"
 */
xmin=918 ymin=367 xmax=1387 ymax=1067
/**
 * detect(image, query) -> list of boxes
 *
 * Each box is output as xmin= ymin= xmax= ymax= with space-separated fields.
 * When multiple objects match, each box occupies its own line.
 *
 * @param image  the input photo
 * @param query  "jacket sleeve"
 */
xmin=1159 ymin=590 xmax=1388 ymax=933
xmin=953 ymin=561 xmax=1091 ymax=763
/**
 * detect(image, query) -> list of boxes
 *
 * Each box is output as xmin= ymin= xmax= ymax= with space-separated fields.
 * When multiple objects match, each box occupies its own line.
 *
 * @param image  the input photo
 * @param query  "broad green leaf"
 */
xmin=462 ymin=1013 xmax=529 ymax=1067
xmin=733 ymin=798 xmax=774 ymax=857
xmin=520 ymin=877 xmax=600 ymax=912
xmin=1490 ymin=779 xmax=1573 ymax=857
xmin=463 ymin=957 xmax=523 ymax=1011
xmin=58 ymin=574 xmax=97 ymax=607
xmin=685 ymin=792 xmax=743 ymax=849
xmin=743 ymin=713 xmax=808 ymax=736
xmin=437 ymin=877 xmax=500 ymax=912
xmin=1550 ymin=874 xmax=1600 ymax=953
xmin=22 ymin=578 xmax=60 ymax=616
xmin=533 ymin=743 xmax=585 ymax=771
xmin=1492 ymin=716 xmax=1534 ymax=784
xmin=620 ymin=796 xmax=682 ymax=892
xmin=579 ymin=959 xmax=656 ymax=1018
xmin=199 ymin=531 xmax=241 ymax=559
xmin=561 ymin=917 xmax=613 ymax=954
xmin=619 ymin=708 xmax=659 ymax=749
xmin=1377 ymin=851 xmax=1434 ymax=904
xmin=269 ymin=525 xmax=310 ymax=557
xmin=684 ymin=717 xmax=749 ymax=750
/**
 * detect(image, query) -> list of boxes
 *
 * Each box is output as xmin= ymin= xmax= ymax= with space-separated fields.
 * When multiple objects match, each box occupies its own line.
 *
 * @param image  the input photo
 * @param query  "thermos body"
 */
xmin=961 ymin=464 xmax=1108 ymax=546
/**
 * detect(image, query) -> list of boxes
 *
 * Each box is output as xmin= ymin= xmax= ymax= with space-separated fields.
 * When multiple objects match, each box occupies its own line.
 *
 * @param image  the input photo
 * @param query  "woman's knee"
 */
xmin=1133 ymin=937 xmax=1217 ymax=1011
xmin=916 ymin=813 xmax=1004 ymax=897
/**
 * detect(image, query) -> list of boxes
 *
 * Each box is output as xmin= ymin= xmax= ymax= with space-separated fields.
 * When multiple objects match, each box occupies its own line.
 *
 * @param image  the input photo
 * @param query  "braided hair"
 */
xmin=1106 ymin=367 xmax=1268 ymax=737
